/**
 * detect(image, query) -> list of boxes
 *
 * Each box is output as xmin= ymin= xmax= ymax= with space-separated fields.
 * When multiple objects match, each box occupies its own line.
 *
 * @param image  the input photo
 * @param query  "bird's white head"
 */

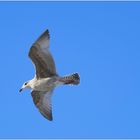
xmin=19 ymin=81 xmax=31 ymax=92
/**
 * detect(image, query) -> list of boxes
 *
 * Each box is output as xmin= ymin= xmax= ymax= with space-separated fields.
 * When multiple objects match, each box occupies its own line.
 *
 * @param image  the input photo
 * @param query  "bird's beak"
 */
xmin=19 ymin=88 xmax=23 ymax=92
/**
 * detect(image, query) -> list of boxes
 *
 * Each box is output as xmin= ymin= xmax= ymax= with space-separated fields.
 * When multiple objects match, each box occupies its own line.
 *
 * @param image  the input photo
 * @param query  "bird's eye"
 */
xmin=25 ymin=82 xmax=27 ymax=85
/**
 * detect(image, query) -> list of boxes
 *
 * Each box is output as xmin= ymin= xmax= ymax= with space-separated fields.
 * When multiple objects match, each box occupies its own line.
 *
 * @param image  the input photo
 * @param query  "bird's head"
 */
xmin=19 ymin=81 xmax=31 ymax=92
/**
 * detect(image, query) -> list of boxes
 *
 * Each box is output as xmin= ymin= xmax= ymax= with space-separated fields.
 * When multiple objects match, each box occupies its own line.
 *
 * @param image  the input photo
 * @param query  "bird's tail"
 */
xmin=60 ymin=73 xmax=80 ymax=85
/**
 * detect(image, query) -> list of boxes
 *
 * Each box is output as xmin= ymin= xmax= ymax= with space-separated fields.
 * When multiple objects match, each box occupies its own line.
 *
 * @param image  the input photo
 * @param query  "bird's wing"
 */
xmin=31 ymin=90 xmax=53 ymax=121
xmin=29 ymin=29 xmax=57 ymax=79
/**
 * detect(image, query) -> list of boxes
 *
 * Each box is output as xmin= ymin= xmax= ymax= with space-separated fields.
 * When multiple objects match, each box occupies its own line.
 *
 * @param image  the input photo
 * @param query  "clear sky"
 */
xmin=0 ymin=1 xmax=140 ymax=139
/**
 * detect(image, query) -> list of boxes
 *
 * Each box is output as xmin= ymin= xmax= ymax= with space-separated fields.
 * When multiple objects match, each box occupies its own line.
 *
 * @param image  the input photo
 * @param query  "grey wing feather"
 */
xmin=29 ymin=29 xmax=57 ymax=78
xmin=31 ymin=90 xmax=53 ymax=121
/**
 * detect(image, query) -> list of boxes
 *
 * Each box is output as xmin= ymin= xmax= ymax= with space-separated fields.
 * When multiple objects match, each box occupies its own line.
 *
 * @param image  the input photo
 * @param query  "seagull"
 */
xmin=19 ymin=29 xmax=80 ymax=121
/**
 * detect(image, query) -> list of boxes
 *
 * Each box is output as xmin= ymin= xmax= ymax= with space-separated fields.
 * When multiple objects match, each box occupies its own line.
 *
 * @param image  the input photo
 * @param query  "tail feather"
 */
xmin=62 ymin=73 xmax=80 ymax=85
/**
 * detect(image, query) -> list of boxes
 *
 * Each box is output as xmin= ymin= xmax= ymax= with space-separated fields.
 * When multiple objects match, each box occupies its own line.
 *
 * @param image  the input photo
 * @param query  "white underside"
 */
xmin=29 ymin=77 xmax=63 ymax=91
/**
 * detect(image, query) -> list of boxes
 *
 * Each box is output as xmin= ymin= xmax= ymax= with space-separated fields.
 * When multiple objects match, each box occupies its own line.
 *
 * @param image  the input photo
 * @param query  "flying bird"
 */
xmin=20 ymin=29 xmax=80 ymax=121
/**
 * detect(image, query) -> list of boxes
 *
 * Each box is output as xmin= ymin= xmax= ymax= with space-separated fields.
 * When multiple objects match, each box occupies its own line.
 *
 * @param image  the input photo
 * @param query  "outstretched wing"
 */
xmin=29 ymin=29 xmax=57 ymax=79
xmin=31 ymin=90 xmax=53 ymax=121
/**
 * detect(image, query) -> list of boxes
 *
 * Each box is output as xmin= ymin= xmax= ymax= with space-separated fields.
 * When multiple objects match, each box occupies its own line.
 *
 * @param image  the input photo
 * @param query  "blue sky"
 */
xmin=0 ymin=1 xmax=140 ymax=138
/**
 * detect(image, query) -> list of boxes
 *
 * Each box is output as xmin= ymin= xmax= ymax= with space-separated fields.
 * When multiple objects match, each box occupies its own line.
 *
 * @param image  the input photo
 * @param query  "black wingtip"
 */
xmin=46 ymin=28 xmax=49 ymax=33
xmin=43 ymin=29 xmax=50 ymax=39
xmin=40 ymin=111 xmax=53 ymax=121
xmin=48 ymin=114 xmax=53 ymax=121
xmin=48 ymin=118 xmax=53 ymax=121
xmin=46 ymin=116 xmax=53 ymax=121
xmin=38 ymin=29 xmax=50 ymax=40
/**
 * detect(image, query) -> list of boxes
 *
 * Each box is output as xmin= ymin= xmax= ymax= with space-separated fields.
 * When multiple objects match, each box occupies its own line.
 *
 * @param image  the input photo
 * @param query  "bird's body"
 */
xmin=29 ymin=76 xmax=63 ymax=91
xmin=20 ymin=29 xmax=80 ymax=121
